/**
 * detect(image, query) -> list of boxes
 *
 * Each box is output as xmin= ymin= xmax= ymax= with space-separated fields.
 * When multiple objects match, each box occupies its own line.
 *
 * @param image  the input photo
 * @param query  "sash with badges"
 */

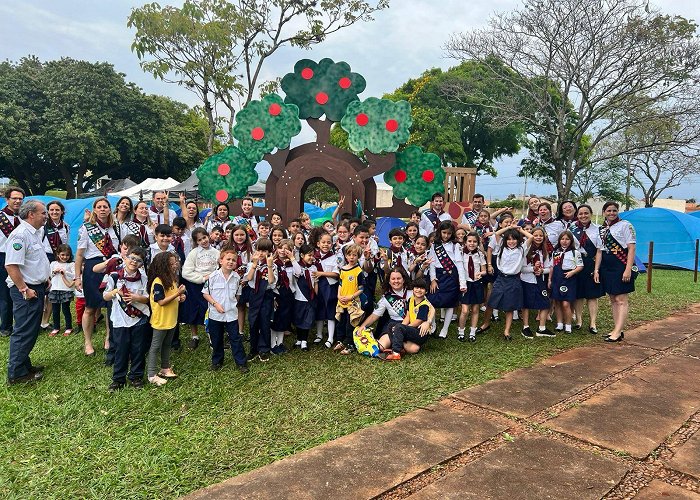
xmin=44 ymin=220 xmax=66 ymax=253
xmin=109 ymin=270 xmax=145 ymax=318
xmin=433 ymin=242 xmax=456 ymax=274
xmin=600 ymin=222 xmax=639 ymax=274
xmin=571 ymin=222 xmax=596 ymax=257
xmin=85 ymin=223 xmax=116 ymax=258
xmin=234 ymin=215 xmax=258 ymax=241
xmin=423 ymin=209 xmax=441 ymax=231
xmin=384 ymin=290 xmax=407 ymax=319
xmin=0 ymin=210 xmax=16 ymax=238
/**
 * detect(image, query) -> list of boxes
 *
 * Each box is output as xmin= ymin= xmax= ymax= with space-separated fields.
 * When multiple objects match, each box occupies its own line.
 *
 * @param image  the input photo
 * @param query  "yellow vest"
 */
xmin=408 ymin=296 xmax=430 ymax=323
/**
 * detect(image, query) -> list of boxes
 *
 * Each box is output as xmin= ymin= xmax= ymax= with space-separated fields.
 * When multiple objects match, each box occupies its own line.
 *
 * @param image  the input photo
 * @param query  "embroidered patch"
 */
xmin=12 ymin=243 xmax=22 ymax=251
xmin=559 ymin=285 xmax=568 ymax=293
xmin=631 ymin=265 xmax=638 ymax=272
xmin=541 ymin=289 xmax=549 ymax=297
xmin=348 ymin=276 xmax=355 ymax=282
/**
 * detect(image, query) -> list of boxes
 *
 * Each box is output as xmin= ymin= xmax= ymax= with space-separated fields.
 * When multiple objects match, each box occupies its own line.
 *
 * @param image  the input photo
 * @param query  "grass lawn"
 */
xmin=1 ymin=269 xmax=698 ymax=498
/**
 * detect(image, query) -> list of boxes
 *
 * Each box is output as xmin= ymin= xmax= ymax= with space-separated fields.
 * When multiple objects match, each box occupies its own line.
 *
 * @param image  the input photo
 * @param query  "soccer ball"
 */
xmin=353 ymin=327 xmax=381 ymax=357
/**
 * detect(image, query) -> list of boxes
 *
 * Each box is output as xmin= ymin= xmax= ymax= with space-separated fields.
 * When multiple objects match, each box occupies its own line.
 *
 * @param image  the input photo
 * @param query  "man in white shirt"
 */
xmin=148 ymin=190 xmax=177 ymax=226
xmin=419 ymin=193 xmax=451 ymax=236
xmin=5 ymin=200 xmax=51 ymax=385
xmin=461 ymin=193 xmax=485 ymax=227
xmin=0 ymin=186 xmax=24 ymax=337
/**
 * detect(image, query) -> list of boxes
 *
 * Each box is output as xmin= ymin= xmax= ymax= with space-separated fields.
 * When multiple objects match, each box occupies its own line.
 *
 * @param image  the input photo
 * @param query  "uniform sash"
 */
xmin=85 ymin=222 xmax=116 ymax=258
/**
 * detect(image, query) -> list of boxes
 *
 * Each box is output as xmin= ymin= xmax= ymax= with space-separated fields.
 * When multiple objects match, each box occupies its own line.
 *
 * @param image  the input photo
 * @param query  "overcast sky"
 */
xmin=1 ymin=0 xmax=699 ymax=201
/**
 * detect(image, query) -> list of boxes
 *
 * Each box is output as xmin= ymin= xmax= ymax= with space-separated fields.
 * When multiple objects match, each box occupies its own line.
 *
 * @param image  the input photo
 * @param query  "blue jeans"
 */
xmin=208 ymin=319 xmax=246 ymax=366
xmin=7 ymin=284 xmax=45 ymax=380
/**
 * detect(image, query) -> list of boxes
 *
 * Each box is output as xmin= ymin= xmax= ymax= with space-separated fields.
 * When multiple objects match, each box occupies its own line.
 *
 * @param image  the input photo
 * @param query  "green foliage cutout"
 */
xmin=196 ymin=145 xmax=258 ymax=203
xmin=384 ymin=145 xmax=445 ymax=207
xmin=232 ymin=94 xmax=301 ymax=161
xmin=340 ymin=97 xmax=412 ymax=154
xmin=281 ymin=58 xmax=366 ymax=122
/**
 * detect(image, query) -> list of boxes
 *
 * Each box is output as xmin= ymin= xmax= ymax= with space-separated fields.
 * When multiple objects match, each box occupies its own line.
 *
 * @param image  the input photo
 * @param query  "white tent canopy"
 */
xmin=112 ymin=177 xmax=179 ymax=199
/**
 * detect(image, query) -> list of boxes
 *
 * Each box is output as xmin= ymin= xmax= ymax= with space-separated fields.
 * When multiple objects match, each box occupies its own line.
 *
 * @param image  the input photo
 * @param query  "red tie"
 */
xmin=468 ymin=254 xmax=475 ymax=280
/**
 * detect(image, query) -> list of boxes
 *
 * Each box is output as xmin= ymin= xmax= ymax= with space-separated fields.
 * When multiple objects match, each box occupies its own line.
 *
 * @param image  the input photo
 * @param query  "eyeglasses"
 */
xmin=9 ymin=197 xmax=23 ymax=201
xmin=127 ymin=256 xmax=144 ymax=265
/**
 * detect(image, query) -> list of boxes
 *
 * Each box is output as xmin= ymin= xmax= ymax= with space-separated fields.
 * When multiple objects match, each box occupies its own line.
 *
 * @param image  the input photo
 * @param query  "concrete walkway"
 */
xmin=186 ymin=305 xmax=700 ymax=499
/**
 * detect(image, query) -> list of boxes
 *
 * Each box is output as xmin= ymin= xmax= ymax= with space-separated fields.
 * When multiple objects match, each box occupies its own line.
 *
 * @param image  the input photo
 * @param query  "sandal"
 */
xmin=49 ymin=329 xmax=60 ymax=337
xmin=148 ymin=375 xmax=167 ymax=386
xmin=340 ymin=348 xmax=353 ymax=355
xmin=63 ymin=329 xmax=73 ymax=336
xmin=333 ymin=342 xmax=345 ymax=352
xmin=158 ymin=370 xmax=178 ymax=379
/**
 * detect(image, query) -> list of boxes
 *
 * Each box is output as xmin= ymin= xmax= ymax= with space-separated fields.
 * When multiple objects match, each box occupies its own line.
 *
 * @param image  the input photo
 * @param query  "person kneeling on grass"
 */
xmin=378 ymin=278 xmax=435 ymax=361
xmin=103 ymin=247 xmax=150 ymax=392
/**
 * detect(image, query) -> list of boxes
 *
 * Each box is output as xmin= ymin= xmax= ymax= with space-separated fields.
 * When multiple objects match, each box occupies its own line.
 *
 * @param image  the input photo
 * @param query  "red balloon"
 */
xmin=216 ymin=190 xmax=228 ymax=202
xmin=422 ymin=170 xmax=435 ymax=182
xmin=356 ymin=113 xmax=369 ymax=126
xmin=217 ymin=163 xmax=230 ymax=176
xmin=268 ymin=103 xmax=281 ymax=116
xmin=301 ymin=68 xmax=314 ymax=80
xmin=385 ymin=119 xmax=399 ymax=132
xmin=338 ymin=77 xmax=351 ymax=89
xmin=315 ymin=92 xmax=329 ymax=105
xmin=251 ymin=127 xmax=265 ymax=140
xmin=394 ymin=170 xmax=407 ymax=183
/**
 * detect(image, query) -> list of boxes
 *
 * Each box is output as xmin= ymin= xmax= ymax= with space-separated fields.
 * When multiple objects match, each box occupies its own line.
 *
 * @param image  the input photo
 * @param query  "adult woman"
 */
xmin=553 ymin=200 xmax=578 ymax=234
xmin=535 ymin=202 xmax=560 ymax=250
xmin=132 ymin=200 xmax=156 ymax=247
xmin=75 ymin=197 xmax=119 ymax=356
xmin=596 ymin=201 xmax=636 ymax=342
xmin=358 ymin=268 xmax=412 ymax=341
xmin=41 ymin=200 xmax=71 ymax=329
xmin=572 ymin=204 xmax=604 ymax=333
xmin=114 ymin=196 xmax=142 ymax=243
xmin=520 ymin=196 xmax=540 ymax=225
xmin=205 ymin=203 xmax=231 ymax=232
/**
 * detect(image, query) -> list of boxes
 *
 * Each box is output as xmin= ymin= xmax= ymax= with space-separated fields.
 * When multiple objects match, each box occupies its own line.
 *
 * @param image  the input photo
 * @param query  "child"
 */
xmin=243 ymin=237 xmax=277 ymax=362
xmin=333 ymin=222 xmax=351 ymax=253
xmin=310 ymin=229 xmax=339 ymax=348
xmin=269 ymin=212 xmax=283 ymax=227
xmin=382 ymin=228 xmax=410 ymax=275
xmin=379 ymin=278 xmax=434 ymax=361
xmin=48 ymin=244 xmax=75 ymax=336
xmin=403 ymin=222 xmax=419 ymax=250
xmin=181 ymin=227 xmax=220 ymax=350
xmin=148 ymin=224 xmax=174 ymax=267
xmin=521 ymin=227 xmax=554 ymax=338
xmin=293 ymin=244 xmax=318 ymax=351
xmin=103 ymin=247 xmax=151 ymax=391
xmin=270 ymin=239 xmax=296 ymax=353
xmin=408 ymin=235 xmax=431 ymax=280
xmin=225 ymin=225 xmax=253 ymax=331
xmin=146 ymin=251 xmax=186 ymax=386
xmin=270 ymin=225 xmax=287 ymax=248
xmin=322 ymin=219 xmax=336 ymax=236
xmin=480 ymin=212 xmax=513 ymax=328
xmin=288 ymin=218 xmax=302 ymax=237
xmin=256 ymin=221 xmax=272 ymax=241
xmin=209 ymin=225 xmax=224 ymax=249
xmin=202 ymin=248 xmax=248 ymax=373
xmin=171 ymin=216 xmax=189 ymax=262
xmin=334 ymin=244 xmax=365 ymax=355
xmin=409 ymin=211 xmax=421 ymax=225
xmin=487 ymin=224 xmax=533 ymax=340
xmin=427 ymin=221 xmax=466 ymax=339
xmin=549 ymin=230 xmax=583 ymax=334
xmin=292 ymin=231 xmax=306 ymax=260
xmin=457 ymin=232 xmax=486 ymax=342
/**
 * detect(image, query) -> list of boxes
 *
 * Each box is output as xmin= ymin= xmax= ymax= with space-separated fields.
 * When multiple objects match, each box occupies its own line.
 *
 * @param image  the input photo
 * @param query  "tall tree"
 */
xmin=128 ymin=0 xmax=389 ymax=153
xmin=444 ymin=0 xmax=700 ymax=200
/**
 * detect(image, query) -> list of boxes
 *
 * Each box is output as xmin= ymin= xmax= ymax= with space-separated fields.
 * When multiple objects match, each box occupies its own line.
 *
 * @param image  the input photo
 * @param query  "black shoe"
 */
xmin=503 ymin=334 xmax=513 ymax=341
xmin=475 ymin=325 xmax=490 ymax=335
xmin=29 ymin=365 xmax=45 ymax=373
xmin=171 ymin=342 xmax=182 ymax=351
xmin=457 ymin=334 xmax=466 ymax=342
xmin=604 ymin=333 xmax=624 ymax=342
xmin=108 ymin=381 xmax=125 ymax=392
xmin=468 ymin=335 xmax=476 ymax=343
xmin=0 ymin=329 xmax=11 ymax=338
xmin=536 ymin=328 xmax=556 ymax=338
xmin=521 ymin=327 xmax=534 ymax=339
xmin=246 ymin=352 xmax=259 ymax=363
xmin=188 ymin=337 xmax=200 ymax=350
xmin=574 ymin=324 xmax=582 ymax=330
xmin=237 ymin=364 xmax=249 ymax=374
xmin=491 ymin=314 xmax=500 ymax=322
xmin=8 ymin=371 xmax=43 ymax=385
xmin=258 ymin=352 xmax=270 ymax=362
xmin=555 ymin=326 xmax=564 ymax=332
xmin=210 ymin=363 xmax=223 ymax=371
xmin=128 ymin=378 xmax=145 ymax=389
xmin=589 ymin=327 xmax=598 ymax=335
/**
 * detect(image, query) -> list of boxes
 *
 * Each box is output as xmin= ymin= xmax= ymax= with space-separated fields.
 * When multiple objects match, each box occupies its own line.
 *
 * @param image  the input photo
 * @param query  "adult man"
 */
xmin=461 ymin=193 xmax=485 ymax=227
xmin=5 ymin=200 xmax=50 ymax=384
xmin=419 ymin=193 xmax=451 ymax=237
xmin=0 ymin=186 xmax=24 ymax=337
xmin=148 ymin=190 xmax=177 ymax=226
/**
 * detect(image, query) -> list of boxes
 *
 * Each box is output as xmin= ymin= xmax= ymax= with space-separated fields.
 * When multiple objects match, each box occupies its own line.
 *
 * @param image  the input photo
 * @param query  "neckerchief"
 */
xmin=85 ymin=222 xmax=116 ymax=258
xmin=403 ymin=238 xmax=416 ymax=251
xmin=314 ymin=249 xmax=335 ymax=262
xmin=433 ymin=242 xmax=456 ymax=274
xmin=552 ymin=247 xmax=573 ymax=268
xmin=172 ymin=235 xmax=185 ymax=262
xmin=44 ymin=219 xmax=65 ymax=253
xmin=235 ymin=214 xmax=258 ymax=241
xmin=388 ymin=245 xmax=404 ymax=269
xmin=110 ymin=269 xmax=144 ymax=318
xmin=299 ymin=260 xmax=320 ymax=299
xmin=150 ymin=205 xmax=167 ymax=224
xmin=599 ymin=218 xmax=630 ymax=265
xmin=132 ymin=217 xmax=151 ymax=245
xmin=254 ymin=262 xmax=269 ymax=293
xmin=274 ymin=258 xmax=292 ymax=289
xmin=384 ymin=288 xmax=407 ymax=318
xmin=334 ymin=237 xmax=349 ymax=253
xmin=423 ymin=209 xmax=442 ymax=231
xmin=474 ymin=221 xmax=491 ymax=247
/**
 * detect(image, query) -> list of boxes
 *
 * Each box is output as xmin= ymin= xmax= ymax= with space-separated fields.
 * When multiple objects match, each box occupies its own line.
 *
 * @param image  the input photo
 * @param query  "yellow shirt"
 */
xmin=337 ymin=264 xmax=365 ymax=310
xmin=408 ymin=296 xmax=431 ymax=324
xmin=149 ymin=277 xmax=179 ymax=330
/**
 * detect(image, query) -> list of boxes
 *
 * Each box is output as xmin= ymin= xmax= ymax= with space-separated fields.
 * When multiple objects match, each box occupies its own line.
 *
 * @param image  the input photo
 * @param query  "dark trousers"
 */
xmin=390 ymin=324 xmax=428 ymax=353
xmin=248 ymin=290 xmax=273 ymax=354
xmin=208 ymin=319 xmax=246 ymax=366
xmin=0 ymin=253 xmax=14 ymax=331
xmin=51 ymin=301 xmax=73 ymax=330
xmin=7 ymin=284 xmax=46 ymax=380
xmin=105 ymin=303 xmax=116 ymax=365
xmin=337 ymin=309 xmax=353 ymax=346
xmin=112 ymin=322 xmax=149 ymax=383
xmin=362 ymin=272 xmax=378 ymax=316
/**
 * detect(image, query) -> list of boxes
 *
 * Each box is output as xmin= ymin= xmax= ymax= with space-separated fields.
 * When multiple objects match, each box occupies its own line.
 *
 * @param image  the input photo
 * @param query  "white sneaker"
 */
xmin=438 ymin=330 xmax=448 ymax=339
xmin=148 ymin=375 xmax=167 ymax=386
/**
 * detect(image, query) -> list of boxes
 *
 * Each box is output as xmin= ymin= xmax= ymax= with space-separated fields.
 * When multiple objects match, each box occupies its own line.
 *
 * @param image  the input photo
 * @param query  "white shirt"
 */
xmin=50 ymin=261 xmax=76 ymax=291
xmin=148 ymin=207 xmax=177 ymax=226
xmin=148 ymin=243 xmax=175 ymax=265
xmin=245 ymin=261 xmax=278 ymax=291
xmin=232 ymin=214 xmax=259 ymax=233
xmin=520 ymin=250 xmax=552 ymax=284
xmin=384 ymin=247 xmax=411 ymax=274
xmin=202 ymin=269 xmax=240 ymax=322
xmin=428 ymin=241 xmax=467 ymax=289
xmin=494 ymin=241 xmax=529 ymax=276
xmin=372 ymin=289 xmax=412 ymax=321
xmin=103 ymin=270 xmax=150 ymax=328
xmin=554 ymin=248 xmax=584 ymax=271
xmin=602 ymin=220 xmax=636 ymax=250
xmin=181 ymin=246 xmax=220 ymax=284
xmin=42 ymin=221 xmax=70 ymax=254
xmin=5 ymin=220 xmax=51 ymax=286
xmin=316 ymin=252 xmax=340 ymax=285
xmin=78 ymin=223 xmax=120 ymax=260
xmin=462 ymin=250 xmax=487 ymax=283
xmin=205 ymin=218 xmax=232 ymax=233
xmin=419 ymin=210 xmax=451 ymax=237
xmin=574 ymin=223 xmax=604 ymax=257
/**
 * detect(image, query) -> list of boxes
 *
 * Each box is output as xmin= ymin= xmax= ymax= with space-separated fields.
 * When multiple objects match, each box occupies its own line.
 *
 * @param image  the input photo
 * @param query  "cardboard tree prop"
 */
xmin=383 ymin=145 xmax=445 ymax=207
xmin=195 ymin=58 xmax=447 ymax=221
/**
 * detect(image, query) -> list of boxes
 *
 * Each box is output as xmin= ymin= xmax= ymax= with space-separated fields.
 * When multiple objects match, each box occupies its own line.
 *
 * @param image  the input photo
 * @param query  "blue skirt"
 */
xmin=522 ymin=279 xmax=550 ymax=310
xmin=272 ymin=287 xmax=294 ymax=331
xmin=550 ymin=266 xmax=577 ymax=302
xmin=460 ymin=280 xmax=485 ymax=305
xmin=294 ymin=299 xmax=316 ymax=330
xmin=600 ymin=252 xmax=636 ymax=295
xmin=576 ymin=256 xmax=604 ymax=299
xmin=179 ymin=279 xmax=206 ymax=325
xmin=427 ymin=268 xmax=460 ymax=308
xmin=487 ymin=274 xmax=522 ymax=312
xmin=83 ymin=256 xmax=106 ymax=309
xmin=481 ymin=254 xmax=497 ymax=284
xmin=315 ymin=279 xmax=338 ymax=321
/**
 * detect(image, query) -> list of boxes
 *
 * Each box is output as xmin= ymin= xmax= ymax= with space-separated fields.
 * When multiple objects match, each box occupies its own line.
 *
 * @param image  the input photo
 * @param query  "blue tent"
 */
xmin=621 ymin=207 xmax=700 ymax=270
xmin=375 ymin=217 xmax=406 ymax=247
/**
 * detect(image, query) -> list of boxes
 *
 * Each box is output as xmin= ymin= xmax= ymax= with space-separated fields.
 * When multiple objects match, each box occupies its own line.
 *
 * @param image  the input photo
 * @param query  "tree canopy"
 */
xmin=0 ymin=57 xmax=209 ymax=198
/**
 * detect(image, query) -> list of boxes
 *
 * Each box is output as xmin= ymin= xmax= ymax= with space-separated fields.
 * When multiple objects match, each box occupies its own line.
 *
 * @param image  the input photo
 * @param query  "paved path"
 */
xmin=186 ymin=305 xmax=700 ymax=499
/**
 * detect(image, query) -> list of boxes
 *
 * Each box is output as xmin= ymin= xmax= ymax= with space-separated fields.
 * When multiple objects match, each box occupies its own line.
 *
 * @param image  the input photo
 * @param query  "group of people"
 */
xmin=0 ymin=187 xmax=637 ymax=389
